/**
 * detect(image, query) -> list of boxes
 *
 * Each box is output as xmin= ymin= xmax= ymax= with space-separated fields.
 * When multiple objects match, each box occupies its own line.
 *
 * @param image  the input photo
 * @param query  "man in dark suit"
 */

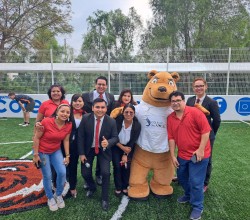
xmin=82 ymin=76 xmax=116 ymax=186
xmin=83 ymin=76 xmax=115 ymax=115
xmin=186 ymin=77 xmax=221 ymax=192
xmin=78 ymin=98 xmax=118 ymax=211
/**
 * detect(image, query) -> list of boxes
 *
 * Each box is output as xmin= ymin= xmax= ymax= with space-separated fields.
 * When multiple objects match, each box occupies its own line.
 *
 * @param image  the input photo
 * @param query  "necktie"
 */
xmin=196 ymin=98 xmax=200 ymax=104
xmin=99 ymin=93 xmax=103 ymax=99
xmin=95 ymin=119 xmax=101 ymax=154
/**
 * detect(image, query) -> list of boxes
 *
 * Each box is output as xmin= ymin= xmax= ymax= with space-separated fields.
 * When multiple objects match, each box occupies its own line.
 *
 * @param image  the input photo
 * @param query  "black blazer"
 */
xmin=115 ymin=115 xmax=141 ymax=160
xmin=69 ymin=115 xmax=83 ymax=144
xmin=82 ymin=91 xmax=115 ymax=115
xmin=77 ymin=113 xmax=118 ymax=161
xmin=186 ymin=95 xmax=221 ymax=140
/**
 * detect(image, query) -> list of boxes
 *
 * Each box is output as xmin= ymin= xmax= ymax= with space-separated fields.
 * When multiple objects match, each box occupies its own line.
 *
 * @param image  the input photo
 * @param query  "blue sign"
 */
xmin=235 ymin=97 xmax=250 ymax=116
xmin=0 ymin=98 xmax=41 ymax=114
xmin=213 ymin=97 xmax=227 ymax=114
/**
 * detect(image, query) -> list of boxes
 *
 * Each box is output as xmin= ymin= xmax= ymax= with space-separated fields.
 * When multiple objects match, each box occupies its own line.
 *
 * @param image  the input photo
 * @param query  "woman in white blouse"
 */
xmin=112 ymin=103 xmax=141 ymax=197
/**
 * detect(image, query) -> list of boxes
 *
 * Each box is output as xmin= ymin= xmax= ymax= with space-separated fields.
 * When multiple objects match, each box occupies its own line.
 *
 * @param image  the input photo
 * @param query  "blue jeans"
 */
xmin=177 ymin=157 xmax=209 ymax=211
xmin=39 ymin=149 xmax=66 ymax=199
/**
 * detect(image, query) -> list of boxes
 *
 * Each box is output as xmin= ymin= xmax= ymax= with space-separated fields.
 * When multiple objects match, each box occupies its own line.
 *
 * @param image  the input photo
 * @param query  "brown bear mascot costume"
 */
xmin=112 ymin=70 xmax=180 ymax=200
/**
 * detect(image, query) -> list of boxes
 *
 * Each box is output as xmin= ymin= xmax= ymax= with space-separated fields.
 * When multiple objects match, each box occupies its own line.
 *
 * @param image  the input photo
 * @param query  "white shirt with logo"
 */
xmin=135 ymin=100 xmax=173 ymax=153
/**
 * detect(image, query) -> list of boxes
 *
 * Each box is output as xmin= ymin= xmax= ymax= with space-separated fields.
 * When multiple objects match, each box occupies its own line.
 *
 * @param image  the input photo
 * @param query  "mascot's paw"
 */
xmin=151 ymin=192 xmax=172 ymax=199
xmin=194 ymin=103 xmax=210 ymax=115
xmin=150 ymin=179 xmax=173 ymax=197
xmin=110 ymin=107 xmax=124 ymax=118
xmin=128 ymin=185 xmax=150 ymax=201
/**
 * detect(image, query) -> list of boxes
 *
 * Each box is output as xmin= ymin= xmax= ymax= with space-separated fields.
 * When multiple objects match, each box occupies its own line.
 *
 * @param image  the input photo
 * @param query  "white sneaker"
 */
xmin=22 ymin=123 xmax=30 ymax=127
xmin=47 ymin=198 xmax=58 ymax=211
xmin=55 ymin=195 xmax=65 ymax=209
xmin=62 ymin=181 xmax=70 ymax=197
xmin=18 ymin=122 xmax=25 ymax=126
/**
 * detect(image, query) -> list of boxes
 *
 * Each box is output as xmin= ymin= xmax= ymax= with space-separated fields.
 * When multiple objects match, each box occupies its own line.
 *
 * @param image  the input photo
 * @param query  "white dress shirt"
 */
xmin=93 ymin=90 xmax=108 ymax=103
xmin=118 ymin=120 xmax=133 ymax=145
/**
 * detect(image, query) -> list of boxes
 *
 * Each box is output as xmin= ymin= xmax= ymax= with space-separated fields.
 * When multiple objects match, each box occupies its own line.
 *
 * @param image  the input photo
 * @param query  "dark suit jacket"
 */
xmin=82 ymin=91 xmax=115 ymax=115
xmin=69 ymin=114 xmax=85 ymax=144
xmin=69 ymin=117 xmax=78 ymax=144
xmin=186 ymin=95 xmax=221 ymax=140
xmin=77 ymin=113 xmax=118 ymax=161
xmin=115 ymin=115 xmax=141 ymax=160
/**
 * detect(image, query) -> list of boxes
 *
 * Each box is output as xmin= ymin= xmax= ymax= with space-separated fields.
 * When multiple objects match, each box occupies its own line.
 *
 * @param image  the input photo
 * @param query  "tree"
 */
xmin=78 ymin=8 xmax=143 ymax=63
xmin=30 ymin=28 xmax=64 ymax=63
xmin=139 ymin=0 xmax=250 ymax=61
xmin=0 ymin=0 xmax=73 ymax=62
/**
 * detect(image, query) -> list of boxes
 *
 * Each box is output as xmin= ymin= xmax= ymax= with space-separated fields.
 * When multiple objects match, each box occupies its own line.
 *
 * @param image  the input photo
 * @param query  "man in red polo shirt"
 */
xmin=167 ymin=91 xmax=211 ymax=220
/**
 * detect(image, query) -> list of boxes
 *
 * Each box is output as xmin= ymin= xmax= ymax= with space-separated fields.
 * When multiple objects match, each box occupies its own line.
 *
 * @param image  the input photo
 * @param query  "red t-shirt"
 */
xmin=38 ymin=99 xmax=69 ymax=118
xmin=39 ymin=117 xmax=72 ymax=154
xmin=167 ymin=106 xmax=211 ymax=160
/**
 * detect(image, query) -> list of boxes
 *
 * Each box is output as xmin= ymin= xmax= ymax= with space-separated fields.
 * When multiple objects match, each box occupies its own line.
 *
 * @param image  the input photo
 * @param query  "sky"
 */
xmin=57 ymin=0 xmax=153 ymax=52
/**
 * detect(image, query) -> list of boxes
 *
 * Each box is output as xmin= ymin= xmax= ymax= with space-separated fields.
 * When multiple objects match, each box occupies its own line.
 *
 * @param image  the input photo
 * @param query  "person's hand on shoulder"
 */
xmin=194 ymin=103 xmax=210 ymax=115
xmin=110 ymin=107 xmax=124 ymax=118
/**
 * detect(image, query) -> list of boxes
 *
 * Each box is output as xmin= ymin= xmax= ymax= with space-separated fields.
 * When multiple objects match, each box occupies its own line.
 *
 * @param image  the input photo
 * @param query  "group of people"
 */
xmin=30 ymin=76 xmax=141 ymax=212
xmin=9 ymin=75 xmax=220 ymax=219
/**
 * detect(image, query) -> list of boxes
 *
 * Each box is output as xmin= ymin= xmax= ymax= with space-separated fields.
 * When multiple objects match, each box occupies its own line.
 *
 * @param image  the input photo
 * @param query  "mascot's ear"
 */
xmin=147 ymin=70 xmax=158 ymax=79
xmin=171 ymin=72 xmax=180 ymax=82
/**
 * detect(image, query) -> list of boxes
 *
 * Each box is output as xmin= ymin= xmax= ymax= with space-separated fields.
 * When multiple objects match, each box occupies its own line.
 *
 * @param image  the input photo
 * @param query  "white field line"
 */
xmin=110 ymin=196 xmax=130 ymax=220
xmin=221 ymin=121 xmax=241 ymax=123
xmin=240 ymin=120 xmax=250 ymax=126
xmin=0 ymin=141 xmax=33 ymax=145
xmin=20 ymin=151 xmax=33 ymax=159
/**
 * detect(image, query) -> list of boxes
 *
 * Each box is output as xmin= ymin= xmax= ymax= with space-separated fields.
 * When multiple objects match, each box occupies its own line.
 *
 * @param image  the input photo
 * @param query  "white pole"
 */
xmin=226 ymin=48 xmax=231 ymax=95
xmin=108 ymin=49 xmax=111 ymax=93
xmin=50 ymin=48 xmax=54 ymax=85
xmin=167 ymin=48 xmax=170 ymax=71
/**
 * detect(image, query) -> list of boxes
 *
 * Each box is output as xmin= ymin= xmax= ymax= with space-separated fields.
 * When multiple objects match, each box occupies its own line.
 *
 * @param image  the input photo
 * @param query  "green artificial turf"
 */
xmin=0 ymin=119 xmax=249 ymax=219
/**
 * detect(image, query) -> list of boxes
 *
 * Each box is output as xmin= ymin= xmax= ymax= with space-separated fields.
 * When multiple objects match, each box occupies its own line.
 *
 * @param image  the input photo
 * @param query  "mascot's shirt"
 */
xmin=135 ymin=101 xmax=173 ymax=153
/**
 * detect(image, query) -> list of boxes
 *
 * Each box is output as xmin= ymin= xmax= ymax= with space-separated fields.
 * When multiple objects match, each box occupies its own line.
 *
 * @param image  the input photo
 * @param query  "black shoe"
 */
xmin=122 ymin=190 xmax=128 ymax=196
xmin=101 ymin=200 xmax=109 ymax=211
xmin=96 ymin=176 xmax=102 ymax=186
xmin=172 ymin=176 xmax=178 ymax=182
xmin=115 ymin=191 xmax=123 ymax=198
xmin=86 ymin=190 xmax=95 ymax=198
xmin=83 ymin=182 xmax=89 ymax=190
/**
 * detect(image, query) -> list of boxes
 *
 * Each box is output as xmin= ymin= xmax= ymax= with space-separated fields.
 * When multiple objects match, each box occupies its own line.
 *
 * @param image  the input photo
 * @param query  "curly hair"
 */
xmin=47 ymin=84 xmax=66 ymax=100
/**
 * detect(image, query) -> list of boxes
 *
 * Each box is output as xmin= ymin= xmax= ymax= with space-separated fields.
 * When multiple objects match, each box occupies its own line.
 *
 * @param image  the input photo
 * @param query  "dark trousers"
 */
xmin=177 ymin=157 xmax=209 ymax=211
xmin=112 ymin=146 xmax=130 ymax=191
xmin=68 ymin=140 xmax=79 ymax=190
xmin=95 ymin=158 xmax=101 ymax=177
xmin=81 ymin=148 xmax=110 ymax=201
xmin=204 ymin=139 xmax=214 ymax=186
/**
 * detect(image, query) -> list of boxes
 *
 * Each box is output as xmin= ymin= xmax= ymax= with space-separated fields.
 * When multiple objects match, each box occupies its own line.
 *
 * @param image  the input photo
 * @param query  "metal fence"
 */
xmin=0 ymin=48 xmax=249 ymax=95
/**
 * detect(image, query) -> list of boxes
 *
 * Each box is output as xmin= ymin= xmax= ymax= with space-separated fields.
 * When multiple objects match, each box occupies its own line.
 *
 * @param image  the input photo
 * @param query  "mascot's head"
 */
xmin=142 ymin=70 xmax=180 ymax=107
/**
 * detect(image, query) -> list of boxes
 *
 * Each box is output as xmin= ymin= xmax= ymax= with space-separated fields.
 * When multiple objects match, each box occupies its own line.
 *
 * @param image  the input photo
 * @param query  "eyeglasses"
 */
xmin=97 ymin=83 xmax=106 ymax=87
xmin=193 ymin=85 xmax=205 ymax=88
xmin=171 ymin=99 xmax=183 ymax=103
xmin=124 ymin=111 xmax=134 ymax=115
xmin=94 ymin=106 xmax=106 ymax=109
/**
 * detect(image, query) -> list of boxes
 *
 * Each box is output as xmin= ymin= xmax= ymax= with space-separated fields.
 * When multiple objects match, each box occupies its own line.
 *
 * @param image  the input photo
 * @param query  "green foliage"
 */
xmin=30 ymin=29 xmax=65 ymax=63
xmin=0 ymin=0 xmax=73 ymax=61
xmin=78 ymin=8 xmax=143 ymax=63
xmin=140 ymin=0 xmax=250 ymax=56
